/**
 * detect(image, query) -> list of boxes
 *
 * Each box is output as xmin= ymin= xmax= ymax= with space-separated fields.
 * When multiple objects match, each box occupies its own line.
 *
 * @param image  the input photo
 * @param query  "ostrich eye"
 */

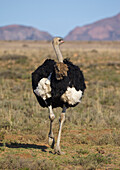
xmin=59 ymin=39 xmax=62 ymax=42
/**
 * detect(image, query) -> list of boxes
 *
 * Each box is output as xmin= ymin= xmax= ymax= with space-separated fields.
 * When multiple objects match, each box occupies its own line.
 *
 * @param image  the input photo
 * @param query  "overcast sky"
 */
xmin=1 ymin=0 xmax=120 ymax=37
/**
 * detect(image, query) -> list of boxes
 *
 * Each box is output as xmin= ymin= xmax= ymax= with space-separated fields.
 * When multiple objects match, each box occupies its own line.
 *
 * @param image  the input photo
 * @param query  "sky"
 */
xmin=0 ymin=0 xmax=120 ymax=37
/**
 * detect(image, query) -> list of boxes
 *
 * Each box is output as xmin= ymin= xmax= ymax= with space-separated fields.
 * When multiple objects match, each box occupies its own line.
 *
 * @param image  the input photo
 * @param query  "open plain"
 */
xmin=0 ymin=40 xmax=120 ymax=169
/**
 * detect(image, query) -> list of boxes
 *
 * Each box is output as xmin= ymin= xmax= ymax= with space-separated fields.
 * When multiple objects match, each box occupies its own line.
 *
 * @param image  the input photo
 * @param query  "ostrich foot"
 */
xmin=48 ymin=136 xmax=55 ymax=149
xmin=54 ymin=146 xmax=65 ymax=155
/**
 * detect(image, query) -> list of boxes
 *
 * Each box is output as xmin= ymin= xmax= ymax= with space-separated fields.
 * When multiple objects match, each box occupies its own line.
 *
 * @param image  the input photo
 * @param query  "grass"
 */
xmin=70 ymin=153 xmax=112 ymax=169
xmin=0 ymin=155 xmax=56 ymax=170
xmin=0 ymin=40 xmax=120 ymax=169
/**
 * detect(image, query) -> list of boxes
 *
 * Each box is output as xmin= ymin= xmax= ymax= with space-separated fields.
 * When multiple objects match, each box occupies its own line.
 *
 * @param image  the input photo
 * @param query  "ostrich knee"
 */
xmin=60 ymin=112 xmax=65 ymax=124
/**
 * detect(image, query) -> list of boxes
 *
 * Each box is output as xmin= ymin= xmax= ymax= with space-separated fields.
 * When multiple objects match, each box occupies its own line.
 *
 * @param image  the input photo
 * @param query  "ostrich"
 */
xmin=32 ymin=37 xmax=86 ymax=155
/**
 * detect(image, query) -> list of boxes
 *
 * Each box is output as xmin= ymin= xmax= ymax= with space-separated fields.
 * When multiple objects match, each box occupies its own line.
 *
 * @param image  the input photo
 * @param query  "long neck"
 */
xmin=53 ymin=44 xmax=63 ymax=62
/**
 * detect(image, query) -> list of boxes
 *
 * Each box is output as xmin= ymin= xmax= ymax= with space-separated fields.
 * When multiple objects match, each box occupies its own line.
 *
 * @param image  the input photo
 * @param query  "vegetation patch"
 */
xmin=0 ymin=54 xmax=28 ymax=63
xmin=0 ymin=155 xmax=56 ymax=170
xmin=71 ymin=153 xmax=111 ymax=169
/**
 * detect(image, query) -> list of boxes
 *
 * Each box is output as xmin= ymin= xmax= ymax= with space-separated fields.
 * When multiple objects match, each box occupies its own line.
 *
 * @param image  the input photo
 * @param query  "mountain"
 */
xmin=65 ymin=13 xmax=120 ymax=41
xmin=0 ymin=25 xmax=53 ymax=40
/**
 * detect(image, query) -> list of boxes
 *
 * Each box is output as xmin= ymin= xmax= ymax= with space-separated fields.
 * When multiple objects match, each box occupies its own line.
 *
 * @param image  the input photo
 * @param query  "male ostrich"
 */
xmin=32 ymin=37 xmax=86 ymax=154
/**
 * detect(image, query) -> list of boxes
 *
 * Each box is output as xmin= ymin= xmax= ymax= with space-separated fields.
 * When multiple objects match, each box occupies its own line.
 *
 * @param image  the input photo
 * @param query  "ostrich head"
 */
xmin=52 ymin=37 xmax=64 ymax=46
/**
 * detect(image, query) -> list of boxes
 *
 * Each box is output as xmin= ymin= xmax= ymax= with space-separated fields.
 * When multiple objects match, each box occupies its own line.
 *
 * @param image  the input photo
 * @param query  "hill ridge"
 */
xmin=65 ymin=12 xmax=120 ymax=41
xmin=0 ymin=24 xmax=53 ymax=40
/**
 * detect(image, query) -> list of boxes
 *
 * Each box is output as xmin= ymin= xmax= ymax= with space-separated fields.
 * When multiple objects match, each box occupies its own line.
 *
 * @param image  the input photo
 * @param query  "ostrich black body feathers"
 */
xmin=32 ymin=59 xmax=86 ymax=108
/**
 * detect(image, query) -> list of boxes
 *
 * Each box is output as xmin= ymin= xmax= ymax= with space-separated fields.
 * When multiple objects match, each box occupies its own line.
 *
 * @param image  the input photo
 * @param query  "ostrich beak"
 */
xmin=61 ymin=40 xmax=64 ymax=44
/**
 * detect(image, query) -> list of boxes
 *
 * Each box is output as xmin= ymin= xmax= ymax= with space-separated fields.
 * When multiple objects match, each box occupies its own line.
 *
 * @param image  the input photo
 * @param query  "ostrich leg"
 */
xmin=48 ymin=105 xmax=55 ymax=148
xmin=54 ymin=105 xmax=66 ymax=155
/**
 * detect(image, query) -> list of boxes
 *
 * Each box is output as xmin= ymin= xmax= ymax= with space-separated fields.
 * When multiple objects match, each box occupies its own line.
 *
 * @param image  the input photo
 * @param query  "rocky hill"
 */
xmin=0 ymin=25 xmax=53 ymax=40
xmin=65 ymin=13 xmax=120 ymax=41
